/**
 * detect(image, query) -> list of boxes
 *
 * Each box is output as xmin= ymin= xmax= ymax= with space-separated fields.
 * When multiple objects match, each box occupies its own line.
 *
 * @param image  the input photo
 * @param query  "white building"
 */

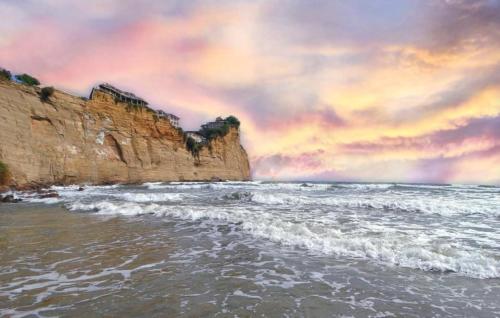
xmin=156 ymin=110 xmax=180 ymax=128
xmin=186 ymin=131 xmax=206 ymax=143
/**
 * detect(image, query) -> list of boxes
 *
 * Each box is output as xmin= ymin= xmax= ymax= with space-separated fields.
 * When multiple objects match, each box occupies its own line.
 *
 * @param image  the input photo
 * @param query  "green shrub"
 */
xmin=15 ymin=73 xmax=40 ymax=86
xmin=186 ymin=137 xmax=202 ymax=158
xmin=200 ymin=123 xmax=230 ymax=140
xmin=199 ymin=116 xmax=240 ymax=141
xmin=186 ymin=136 xmax=195 ymax=151
xmin=0 ymin=68 xmax=11 ymax=81
xmin=0 ymin=161 xmax=8 ymax=185
xmin=221 ymin=122 xmax=230 ymax=134
xmin=40 ymin=86 xmax=55 ymax=102
xmin=225 ymin=115 xmax=240 ymax=128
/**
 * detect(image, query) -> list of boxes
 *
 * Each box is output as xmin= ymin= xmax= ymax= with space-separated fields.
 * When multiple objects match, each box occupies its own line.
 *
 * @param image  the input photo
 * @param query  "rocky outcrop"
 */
xmin=0 ymin=81 xmax=250 ymax=189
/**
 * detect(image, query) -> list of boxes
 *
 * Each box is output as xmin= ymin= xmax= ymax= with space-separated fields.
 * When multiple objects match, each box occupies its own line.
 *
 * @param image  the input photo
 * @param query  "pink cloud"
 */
xmin=1 ymin=1 xmax=499 ymax=184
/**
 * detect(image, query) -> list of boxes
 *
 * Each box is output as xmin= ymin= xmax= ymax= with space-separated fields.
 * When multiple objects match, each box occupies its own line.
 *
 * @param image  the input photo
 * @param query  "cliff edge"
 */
xmin=0 ymin=81 xmax=250 ymax=189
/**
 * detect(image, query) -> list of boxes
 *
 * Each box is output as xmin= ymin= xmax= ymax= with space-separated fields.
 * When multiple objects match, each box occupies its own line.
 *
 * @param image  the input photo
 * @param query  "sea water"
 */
xmin=1 ymin=182 xmax=499 ymax=317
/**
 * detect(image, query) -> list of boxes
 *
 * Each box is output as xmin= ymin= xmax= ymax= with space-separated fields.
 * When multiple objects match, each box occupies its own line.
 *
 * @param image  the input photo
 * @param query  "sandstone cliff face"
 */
xmin=0 ymin=81 xmax=250 ymax=188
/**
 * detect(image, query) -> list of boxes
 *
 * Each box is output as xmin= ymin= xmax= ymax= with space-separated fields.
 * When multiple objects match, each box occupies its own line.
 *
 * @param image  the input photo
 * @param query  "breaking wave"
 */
xmin=66 ymin=199 xmax=500 ymax=279
xmin=15 ymin=181 xmax=500 ymax=279
xmin=216 ymin=191 xmax=499 ymax=217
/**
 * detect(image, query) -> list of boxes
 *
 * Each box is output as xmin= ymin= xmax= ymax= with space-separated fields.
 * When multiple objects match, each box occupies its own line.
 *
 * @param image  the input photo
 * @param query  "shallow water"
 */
xmin=1 ymin=182 xmax=500 ymax=317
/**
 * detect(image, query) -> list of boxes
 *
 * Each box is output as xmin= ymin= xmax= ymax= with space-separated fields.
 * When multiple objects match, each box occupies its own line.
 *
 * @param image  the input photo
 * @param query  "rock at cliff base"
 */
xmin=1 ymin=195 xmax=21 ymax=203
xmin=39 ymin=192 xmax=60 ymax=199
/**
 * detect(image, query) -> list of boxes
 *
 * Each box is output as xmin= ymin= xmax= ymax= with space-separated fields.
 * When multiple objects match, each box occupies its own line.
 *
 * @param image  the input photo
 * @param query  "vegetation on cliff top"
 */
xmin=186 ymin=137 xmax=202 ymax=159
xmin=0 ymin=161 xmax=9 ymax=185
xmin=225 ymin=115 xmax=240 ymax=128
xmin=184 ymin=115 xmax=240 ymax=160
xmin=0 ymin=68 xmax=12 ymax=81
xmin=0 ymin=68 xmax=41 ymax=87
xmin=199 ymin=116 xmax=240 ymax=141
xmin=15 ymin=73 xmax=40 ymax=86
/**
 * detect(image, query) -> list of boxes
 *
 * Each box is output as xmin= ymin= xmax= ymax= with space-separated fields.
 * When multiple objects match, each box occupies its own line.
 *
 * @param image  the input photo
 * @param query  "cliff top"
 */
xmin=0 ymin=72 xmax=242 ymax=143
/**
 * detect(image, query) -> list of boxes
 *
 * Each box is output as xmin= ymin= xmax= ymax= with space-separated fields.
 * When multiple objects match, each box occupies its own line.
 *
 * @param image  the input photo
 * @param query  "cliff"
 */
xmin=0 ymin=80 xmax=250 ymax=189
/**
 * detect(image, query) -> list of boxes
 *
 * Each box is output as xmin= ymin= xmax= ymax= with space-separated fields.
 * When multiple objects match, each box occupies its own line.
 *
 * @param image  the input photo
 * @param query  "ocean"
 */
xmin=1 ymin=181 xmax=499 ymax=317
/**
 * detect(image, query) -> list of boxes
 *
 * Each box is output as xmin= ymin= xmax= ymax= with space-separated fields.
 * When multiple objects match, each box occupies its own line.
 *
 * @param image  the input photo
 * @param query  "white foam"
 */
xmin=68 ymin=201 xmax=159 ymax=216
xmin=112 ymin=192 xmax=186 ymax=202
xmin=26 ymin=197 xmax=62 ymax=204
xmin=15 ymin=181 xmax=499 ymax=279
xmin=66 ymin=200 xmax=500 ymax=279
xmin=144 ymin=181 xmax=267 ymax=190
xmin=248 ymin=192 xmax=499 ymax=217
xmin=142 ymin=182 xmax=167 ymax=189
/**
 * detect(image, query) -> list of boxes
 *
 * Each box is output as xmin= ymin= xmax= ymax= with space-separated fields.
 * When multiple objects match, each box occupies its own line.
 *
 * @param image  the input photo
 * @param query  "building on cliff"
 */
xmin=186 ymin=131 xmax=206 ymax=143
xmin=201 ymin=117 xmax=227 ymax=130
xmin=90 ymin=83 xmax=182 ymax=128
xmin=91 ymin=83 xmax=148 ymax=106
xmin=156 ymin=110 xmax=180 ymax=128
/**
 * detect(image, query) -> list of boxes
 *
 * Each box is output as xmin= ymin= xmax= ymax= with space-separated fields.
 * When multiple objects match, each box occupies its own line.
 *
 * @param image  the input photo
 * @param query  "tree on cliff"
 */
xmin=40 ymin=87 xmax=55 ymax=102
xmin=186 ymin=137 xmax=202 ymax=159
xmin=225 ymin=116 xmax=240 ymax=128
xmin=15 ymin=73 xmax=40 ymax=86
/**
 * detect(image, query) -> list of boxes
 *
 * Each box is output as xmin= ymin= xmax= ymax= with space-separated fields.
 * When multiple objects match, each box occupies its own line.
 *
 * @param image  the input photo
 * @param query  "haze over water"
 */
xmin=1 ymin=181 xmax=500 ymax=317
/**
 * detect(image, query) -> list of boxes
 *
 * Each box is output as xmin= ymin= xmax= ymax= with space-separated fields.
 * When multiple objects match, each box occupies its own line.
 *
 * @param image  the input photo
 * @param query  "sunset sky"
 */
xmin=1 ymin=0 xmax=499 ymax=184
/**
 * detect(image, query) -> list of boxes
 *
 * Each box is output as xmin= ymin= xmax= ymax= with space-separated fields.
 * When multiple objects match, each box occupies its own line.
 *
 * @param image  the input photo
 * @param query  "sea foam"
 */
xmin=66 ymin=197 xmax=500 ymax=279
xmin=15 ymin=181 xmax=500 ymax=279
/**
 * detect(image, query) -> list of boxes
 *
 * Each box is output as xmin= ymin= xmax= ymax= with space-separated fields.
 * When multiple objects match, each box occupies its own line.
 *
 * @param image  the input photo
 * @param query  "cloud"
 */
xmin=340 ymin=115 xmax=500 ymax=159
xmin=252 ymin=149 xmax=326 ymax=178
xmin=263 ymin=0 xmax=421 ymax=48
xmin=397 ymin=65 xmax=500 ymax=120
xmin=422 ymin=0 xmax=500 ymax=51
xmin=1 ymin=0 xmax=499 ymax=184
xmin=264 ymin=0 xmax=500 ymax=52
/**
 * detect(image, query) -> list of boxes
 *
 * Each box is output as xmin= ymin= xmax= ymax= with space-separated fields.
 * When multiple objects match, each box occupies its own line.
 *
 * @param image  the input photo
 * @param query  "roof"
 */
xmin=156 ymin=110 xmax=179 ymax=120
xmin=201 ymin=119 xmax=227 ymax=128
xmin=98 ymin=83 xmax=147 ymax=104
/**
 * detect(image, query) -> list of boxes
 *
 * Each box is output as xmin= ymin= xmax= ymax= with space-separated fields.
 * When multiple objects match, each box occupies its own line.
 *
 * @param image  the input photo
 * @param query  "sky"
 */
xmin=1 ymin=0 xmax=499 ymax=184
